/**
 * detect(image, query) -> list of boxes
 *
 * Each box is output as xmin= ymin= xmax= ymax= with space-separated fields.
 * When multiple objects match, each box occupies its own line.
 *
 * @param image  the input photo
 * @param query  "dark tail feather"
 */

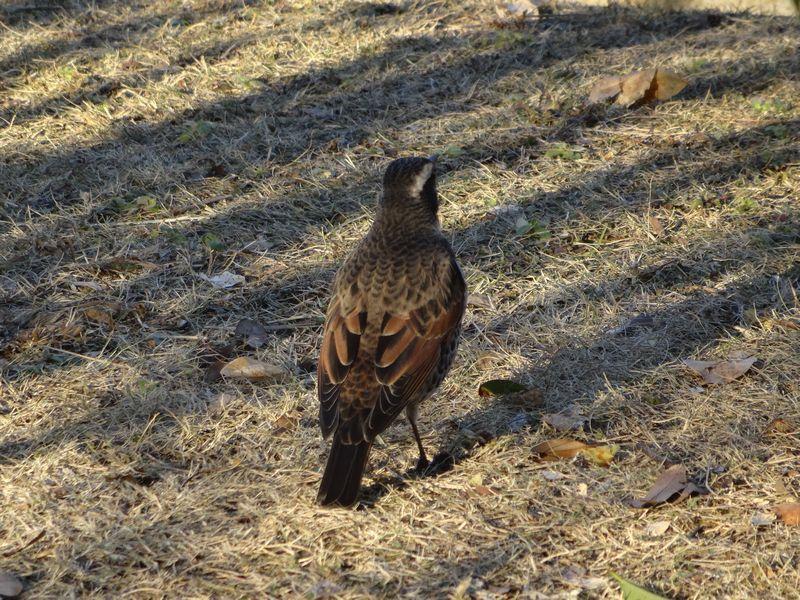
xmin=317 ymin=437 xmax=372 ymax=507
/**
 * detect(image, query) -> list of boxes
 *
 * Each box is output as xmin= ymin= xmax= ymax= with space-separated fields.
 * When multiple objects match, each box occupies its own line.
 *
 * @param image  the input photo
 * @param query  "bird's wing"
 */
xmin=318 ymin=254 xmax=465 ymax=442
xmin=318 ymin=295 xmax=366 ymax=438
xmin=366 ymin=256 xmax=465 ymax=438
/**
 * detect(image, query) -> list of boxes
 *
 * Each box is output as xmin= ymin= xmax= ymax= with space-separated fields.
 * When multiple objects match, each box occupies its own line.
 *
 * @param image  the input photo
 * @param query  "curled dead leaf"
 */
xmin=532 ymin=438 xmax=617 ymax=466
xmin=629 ymin=464 xmax=706 ymax=508
xmin=589 ymin=68 xmax=687 ymax=108
xmin=220 ymin=356 xmax=284 ymax=381
xmin=682 ymin=356 xmax=756 ymax=385
xmin=532 ymin=438 xmax=587 ymax=460
xmin=773 ymin=503 xmax=800 ymax=526
xmin=588 ymin=75 xmax=622 ymax=103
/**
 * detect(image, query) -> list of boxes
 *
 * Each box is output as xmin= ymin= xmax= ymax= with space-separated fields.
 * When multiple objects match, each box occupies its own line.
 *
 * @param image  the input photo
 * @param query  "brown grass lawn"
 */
xmin=1 ymin=0 xmax=799 ymax=598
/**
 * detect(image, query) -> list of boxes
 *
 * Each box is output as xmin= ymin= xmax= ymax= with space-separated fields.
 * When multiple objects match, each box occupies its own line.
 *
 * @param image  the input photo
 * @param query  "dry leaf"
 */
xmin=683 ymin=356 xmax=757 ymax=385
xmin=774 ymin=503 xmax=800 ymax=525
xmin=83 ymin=306 xmax=115 ymax=327
xmin=617 ymin=68 xmax=688 ymax=107
xmin=273 ymin=413 xmax=299 ymax=434
xmin=467 ymin=293 xmax=494 ymax=310
xmin=200 ymin=271 xmax=245 ymax=289
xmin=235 ymin=318 xmax=269 ymax=348
xmin=648 ymin=215 xmax=665 ymax=236
xmin=581 ymin=444 xmax=618 ymax=467
xmin=751 ymin=512 xmax=777 ymax=527
xmin=542 ymin=411 xmax=587 ymax=432
xmin=540 ymin=469 xmax=563 ymax=481
xmin=588 ymin=76 xmax=622 ymax=103
xmin=630 ymin=464 xmax=705 ymax=508
xmin=643 ymin=520 xmax=670 ymax=536
xmin=591 ymin=68 xmax=687 ymax=108
xmin=220 ymin=356 xmax=283 ymax=380
xmin=763 ymin=318 xmax=800 ymax=331
xmin=473 ymin=484 xmax=495 ymax=496
xmin=532 ymin=438 xmax=587 ymax=460
xmin=561 ymin=566 xmax=605 ymax=590
xmin=765 ymin=418 xmax=796 ymax=435
xmin=533 ymin=438 xmax=617 ymax=466
xmin=0 ymin=571 xmax=22 ymax=598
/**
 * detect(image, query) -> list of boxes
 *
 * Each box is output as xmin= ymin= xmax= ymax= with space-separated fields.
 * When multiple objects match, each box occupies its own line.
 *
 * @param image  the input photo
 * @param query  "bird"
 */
xmin=316 ymin=155 xmax=466 ymax=507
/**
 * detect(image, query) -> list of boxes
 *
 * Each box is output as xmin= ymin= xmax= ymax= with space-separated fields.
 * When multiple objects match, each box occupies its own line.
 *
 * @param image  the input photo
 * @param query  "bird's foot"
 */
xmin=414 ymin=456 xmax=430 ymax=473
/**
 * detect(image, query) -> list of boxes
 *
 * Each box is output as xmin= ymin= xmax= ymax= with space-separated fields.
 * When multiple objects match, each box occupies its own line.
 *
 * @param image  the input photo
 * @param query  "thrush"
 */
xmin=316 ymin=156 xmax=466 ymax=507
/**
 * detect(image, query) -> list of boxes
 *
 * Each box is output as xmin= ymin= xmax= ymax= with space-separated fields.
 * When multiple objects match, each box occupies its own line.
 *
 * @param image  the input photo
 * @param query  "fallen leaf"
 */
xmin=629 ymin=464 xmax=705 ymax=508
xmin=0 ymin=571 xmax=22 ymax=598
xmin=751 ymin=512 xmax=777 ymax=527
xmin=200 ymin=271 xmax=246 ymax=289
xmin=234 ymin=318 xmax=269 ymax=348
xmin=273 ymin=414 xmax=299 ymax=434
xmin=562 ymin=566 xmax=605 ymax=590
xmin=648 ymin=215 xmax=665 ymax=236
xmin=478 ymin=379 xmax=528 ymax=397
xmin=467 ymin=293 xmax=494 ymax=310
xmin=610 ymin=572 xmax=668 ymax=600
xmin=763 ymin=318 xmax=800 ymax=331
xmin=764 ymin=418 xmax=796 ymax=435
xmin=643 ymin=520 xmax=670 ymax=536
xmin=540 ymin=469 xmax=563 ymax=481
xmin=590 ymin=68 xmax=687 ymax=108
xmin=588 ymin=75 xmax=622 ymax=103
xmin=201 ymin=344 xmax=234 ymax=383
xmin=83 ymin=306 xmax=116 ymax=327
xmin=581 ymin=444 xmax=619 ymax=467
xmin=533 ymin=438 xmax=617 ymax=466
xmin=774 ymin=503 xmax=800 ymax=526
xmin=542 ymin=411 xmax=587 ymax=432
xmin=220 ymin=356 xmax=283 ymax=381
xmin=532 ymin=438 xmax=587 ymax=460
xmin=683 ymin=356 xmax=757 ymax=385
xmin=208 ymin=392 xmax=236 ymax=415
xmin=473 ymin=484 xmax=495 ymax=496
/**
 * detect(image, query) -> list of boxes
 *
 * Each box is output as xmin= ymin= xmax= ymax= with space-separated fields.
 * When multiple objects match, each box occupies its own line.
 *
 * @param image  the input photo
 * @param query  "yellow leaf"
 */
xmin=581 ymin=444 xmax=618 ymax=467
xmin=220 ymin=357 xmax=284 ymax=381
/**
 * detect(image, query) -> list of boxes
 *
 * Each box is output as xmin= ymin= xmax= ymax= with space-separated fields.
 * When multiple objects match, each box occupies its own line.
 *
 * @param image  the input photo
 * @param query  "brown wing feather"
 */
xmin=318 ymin=298 xmax=365 ymax=438
xmin=367 ymin=259 xmax=465 ymax=437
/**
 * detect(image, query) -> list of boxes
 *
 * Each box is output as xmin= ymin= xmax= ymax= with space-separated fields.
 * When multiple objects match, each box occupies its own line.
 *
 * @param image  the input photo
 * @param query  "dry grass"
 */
xmin=1 ymin=0 xmax=799 ymax=598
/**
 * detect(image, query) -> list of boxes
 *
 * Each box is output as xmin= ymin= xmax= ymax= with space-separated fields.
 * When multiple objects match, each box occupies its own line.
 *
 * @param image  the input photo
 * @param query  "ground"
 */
xmin=1 ymin=0 xmax=799 ymax=598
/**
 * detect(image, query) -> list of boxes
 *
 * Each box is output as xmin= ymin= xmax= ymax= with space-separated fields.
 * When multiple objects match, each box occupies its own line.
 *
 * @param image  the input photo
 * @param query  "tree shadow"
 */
xmin=0 ymin=4 xmax=798 ymax=511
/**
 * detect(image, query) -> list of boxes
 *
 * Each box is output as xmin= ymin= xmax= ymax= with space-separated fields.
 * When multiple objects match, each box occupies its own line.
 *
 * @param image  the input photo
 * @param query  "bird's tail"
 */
xmin=317 ymin=436 xmax=372 ymax=507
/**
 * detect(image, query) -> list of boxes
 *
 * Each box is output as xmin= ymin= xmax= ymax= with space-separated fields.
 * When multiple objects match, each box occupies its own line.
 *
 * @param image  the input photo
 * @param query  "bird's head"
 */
xmin=379 ymin=156 xmax=439 ymax=221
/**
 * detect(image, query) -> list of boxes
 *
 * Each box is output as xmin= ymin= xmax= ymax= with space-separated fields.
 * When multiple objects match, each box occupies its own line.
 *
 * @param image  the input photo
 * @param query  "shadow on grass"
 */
xmin=0 ymin=5 xmax=798 ymax=512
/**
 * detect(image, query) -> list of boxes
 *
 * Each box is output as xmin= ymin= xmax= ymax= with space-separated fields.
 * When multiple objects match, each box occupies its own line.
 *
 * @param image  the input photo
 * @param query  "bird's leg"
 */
xmin=406 ymin=404 xmax=429 ymax=471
